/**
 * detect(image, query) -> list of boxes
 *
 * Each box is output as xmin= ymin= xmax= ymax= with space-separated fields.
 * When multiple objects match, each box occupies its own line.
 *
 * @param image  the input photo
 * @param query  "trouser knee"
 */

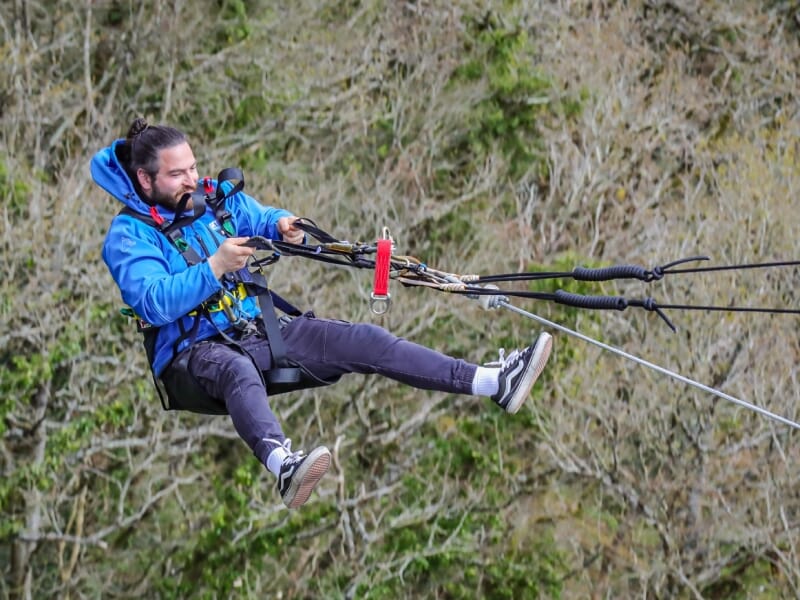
xmin=204 ymin=350 xmax=264 ymax=401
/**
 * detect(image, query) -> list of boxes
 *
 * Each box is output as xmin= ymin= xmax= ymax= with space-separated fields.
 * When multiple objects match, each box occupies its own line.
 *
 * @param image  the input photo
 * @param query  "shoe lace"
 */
xmin=263 ymin=438 xmax=305 ymax=463
xmin=484 ymin=348 xmax=505 ymax=368
xmin=484 ymin=347 xmax=522 ymax=368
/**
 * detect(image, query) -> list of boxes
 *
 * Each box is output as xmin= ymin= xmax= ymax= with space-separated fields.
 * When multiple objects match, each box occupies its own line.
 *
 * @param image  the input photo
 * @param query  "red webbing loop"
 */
xmin=370 ymin=238 xmax=392 ymax=314
xmin=373 ymin=239 xmax=391 ymax=296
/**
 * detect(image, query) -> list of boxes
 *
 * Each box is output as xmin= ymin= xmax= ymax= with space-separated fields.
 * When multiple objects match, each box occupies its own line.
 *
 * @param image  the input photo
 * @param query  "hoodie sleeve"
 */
xmin=102 ymin=216 xmax=223 ymax=326
xmin=225 ymin=190 xmax=293 ymax=239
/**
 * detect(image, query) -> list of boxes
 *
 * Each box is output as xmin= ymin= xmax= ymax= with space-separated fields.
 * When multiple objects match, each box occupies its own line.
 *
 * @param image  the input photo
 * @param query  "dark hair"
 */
xmin=120 ymin=118 xmax=187 ymax=179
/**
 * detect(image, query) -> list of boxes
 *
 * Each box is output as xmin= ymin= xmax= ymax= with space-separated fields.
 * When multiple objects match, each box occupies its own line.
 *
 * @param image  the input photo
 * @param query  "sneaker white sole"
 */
xmin=505 ymin=332 xmax=553 ymax=414
xmin=283 ymin=447 xmax=331 ymax=509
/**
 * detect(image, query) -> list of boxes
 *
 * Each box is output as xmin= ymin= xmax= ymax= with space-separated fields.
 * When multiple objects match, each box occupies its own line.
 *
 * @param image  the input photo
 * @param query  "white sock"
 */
xmin=266 ymin=445 xmax=290 ymax=477
xmin=471 ymin=366 xmax=500 ymax=396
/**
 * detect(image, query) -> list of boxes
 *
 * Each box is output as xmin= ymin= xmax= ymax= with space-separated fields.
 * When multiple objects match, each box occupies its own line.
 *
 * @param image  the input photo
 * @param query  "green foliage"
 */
xmin=349 ymin=493 xmax=564 ymax=599
xmin=0 ymin=307 xmax=122 ymax=542
xmin=0 ymin=158 xmax=32 ymax=222
xmin=0 ymin=471 xmax=26 ymax=539
xmin=214 ymin=0 xmax=255 ymax=46
xmin=102 ymin=0 xmax=125 ymax=27
xmin=316 ymin=0 xmax=363 ymax=24
xmin=447 ymin=12 xmax=582 ymax=180
xmin=4 ymin=1 xmax=800 ymax=598
xmin=233 ymin=94 xmax=268 ymax=129
xmin=700 ymin=551 xmax=782 ymax=599
xmin=408 ymin=203 xmax=480 ymax=261
xmin=330 ymin=404 xmax=565 ymax=598
xmin=156 ymin=461 xmax=339 ymax=597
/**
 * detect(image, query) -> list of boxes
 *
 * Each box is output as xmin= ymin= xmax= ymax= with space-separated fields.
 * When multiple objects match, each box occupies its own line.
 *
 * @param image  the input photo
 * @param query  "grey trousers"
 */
xmin=186 ymin=314 xmax=478 ymax=466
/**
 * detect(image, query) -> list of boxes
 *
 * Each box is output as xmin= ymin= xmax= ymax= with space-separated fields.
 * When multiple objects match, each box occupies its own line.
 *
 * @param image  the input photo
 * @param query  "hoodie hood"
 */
xmin=90 ymin=139 xmax=153 ymax=216
xmin=91 ymin=139 xmax=208 ymax=223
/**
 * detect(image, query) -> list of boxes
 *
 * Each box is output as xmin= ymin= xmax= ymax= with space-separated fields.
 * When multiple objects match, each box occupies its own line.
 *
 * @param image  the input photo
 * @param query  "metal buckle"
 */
xmin=369 ymin=292 xmax=391 ymax=315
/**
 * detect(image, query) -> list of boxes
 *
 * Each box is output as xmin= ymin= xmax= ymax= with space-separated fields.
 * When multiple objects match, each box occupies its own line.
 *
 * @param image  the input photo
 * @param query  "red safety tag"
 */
xmin=203 ymin=176 xmax=214 ymax=194
xmin=370 ymin=238 xmax=392 ymax=314
xmin=149 ymin=205 xmax=165 ymax=226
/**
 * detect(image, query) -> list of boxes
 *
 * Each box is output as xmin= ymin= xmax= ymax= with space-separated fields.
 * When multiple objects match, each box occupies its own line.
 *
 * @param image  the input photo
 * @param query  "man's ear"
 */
xmin=136 ymin=168 xmax=152 ymax=194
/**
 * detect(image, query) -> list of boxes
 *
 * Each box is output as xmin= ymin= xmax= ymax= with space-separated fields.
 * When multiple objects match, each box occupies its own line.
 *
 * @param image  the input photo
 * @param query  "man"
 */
xmin=91 ymin=119 xmax=553 ymax=509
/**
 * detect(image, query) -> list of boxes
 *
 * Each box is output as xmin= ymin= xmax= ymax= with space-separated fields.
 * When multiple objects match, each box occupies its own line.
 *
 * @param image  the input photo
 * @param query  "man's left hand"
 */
xmin=277 ymin=216 xmax=304 ymax=244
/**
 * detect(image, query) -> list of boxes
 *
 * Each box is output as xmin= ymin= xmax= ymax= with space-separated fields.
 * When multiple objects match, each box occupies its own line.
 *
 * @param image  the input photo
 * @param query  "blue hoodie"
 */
xmin=92 ymin=139 xmax=292 ymax=376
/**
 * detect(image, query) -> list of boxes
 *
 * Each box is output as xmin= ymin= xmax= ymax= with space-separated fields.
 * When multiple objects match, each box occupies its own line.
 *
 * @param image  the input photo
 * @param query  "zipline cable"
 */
xmin=493 ymin=297 xmax=800 ymax=431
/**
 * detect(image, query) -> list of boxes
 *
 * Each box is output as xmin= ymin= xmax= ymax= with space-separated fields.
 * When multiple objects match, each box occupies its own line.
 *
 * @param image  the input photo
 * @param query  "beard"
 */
xmin=147 ymin=181 xmax=195 ymax=213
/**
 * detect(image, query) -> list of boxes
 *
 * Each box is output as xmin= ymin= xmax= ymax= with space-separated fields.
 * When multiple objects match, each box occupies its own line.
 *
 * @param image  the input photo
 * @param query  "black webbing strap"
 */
xmin=256 ymin=289 xmax=301 ymax=387
xmin=119 ymin=191 xmax=207 ymax=266
xmin=199 ymin=169 xmax=308 ymax=387
xmin=291 ymin=218 xmax=341 ymax=244
xmin=269 ymin=290 xmax=303 ymax=317
xmin=206 ymin=168 xmax=244 ymax=236
xmin=172 ymin=307 xmax=205 ymax=357
xmin=241 ymin=267 xmax=303 ymax=386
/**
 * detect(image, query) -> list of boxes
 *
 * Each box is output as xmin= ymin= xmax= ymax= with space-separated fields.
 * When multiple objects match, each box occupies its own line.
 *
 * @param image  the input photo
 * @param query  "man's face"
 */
xmin=137 ymin=142 xmax=199 ymax=211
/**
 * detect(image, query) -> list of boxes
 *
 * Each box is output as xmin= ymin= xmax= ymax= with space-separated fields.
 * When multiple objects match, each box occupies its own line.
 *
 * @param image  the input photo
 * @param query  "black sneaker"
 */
xmin=490 ymin=332 xmax=552 ymax=414
xmin=277 ymin=445 xmax=331 ymax=509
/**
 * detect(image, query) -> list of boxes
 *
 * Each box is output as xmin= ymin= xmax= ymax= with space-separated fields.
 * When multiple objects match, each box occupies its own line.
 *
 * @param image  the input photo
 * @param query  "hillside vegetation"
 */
xmin=2 ymin=1 xmax=800 ymax=598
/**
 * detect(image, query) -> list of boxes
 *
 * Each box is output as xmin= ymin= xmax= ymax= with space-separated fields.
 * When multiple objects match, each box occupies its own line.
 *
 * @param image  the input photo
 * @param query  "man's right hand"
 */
xmin=207 ymin=237 xmax=256 ymax=279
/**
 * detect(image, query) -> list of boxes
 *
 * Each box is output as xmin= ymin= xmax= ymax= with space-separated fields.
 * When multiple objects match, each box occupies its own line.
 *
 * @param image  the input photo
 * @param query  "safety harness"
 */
xmin=120 ymin=168 xmax=333 ymax=414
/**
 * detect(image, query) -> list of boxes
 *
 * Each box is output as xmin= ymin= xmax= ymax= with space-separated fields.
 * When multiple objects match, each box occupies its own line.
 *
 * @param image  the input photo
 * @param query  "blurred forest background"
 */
xmin=2 ymin=0 xmax=800 ymax=598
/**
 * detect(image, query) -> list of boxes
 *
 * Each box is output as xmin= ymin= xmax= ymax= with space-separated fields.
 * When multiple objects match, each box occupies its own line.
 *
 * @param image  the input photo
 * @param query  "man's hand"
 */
xmin=278 ymin=216 xmax=304 ymax=244
xmin=207 ymin=237 xmax=255 ymax=279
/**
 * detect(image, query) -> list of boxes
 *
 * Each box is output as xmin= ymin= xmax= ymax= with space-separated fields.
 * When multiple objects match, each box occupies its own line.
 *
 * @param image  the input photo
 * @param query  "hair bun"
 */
xmin=126 ymin=118 xmax=149 ymax=140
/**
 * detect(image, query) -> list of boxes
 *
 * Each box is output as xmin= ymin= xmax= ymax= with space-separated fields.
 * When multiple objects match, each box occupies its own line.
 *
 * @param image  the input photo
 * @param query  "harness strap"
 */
xmin=207 ymin=168 xmax=244 ymax=236
xmin=256 ymin=288 xmax=301 ymax=387
xmin=202 ymin=171 xmax=307 ymax=385
xmin=119 ymin=191 xmax=207 ymax=266
xmin=292 ymin=218 xmax=340 ymax=244
xmin=238 ymin=267 xmax=299 ymax=379
xmin=173 ymin=307 xmax=205 ymax=356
